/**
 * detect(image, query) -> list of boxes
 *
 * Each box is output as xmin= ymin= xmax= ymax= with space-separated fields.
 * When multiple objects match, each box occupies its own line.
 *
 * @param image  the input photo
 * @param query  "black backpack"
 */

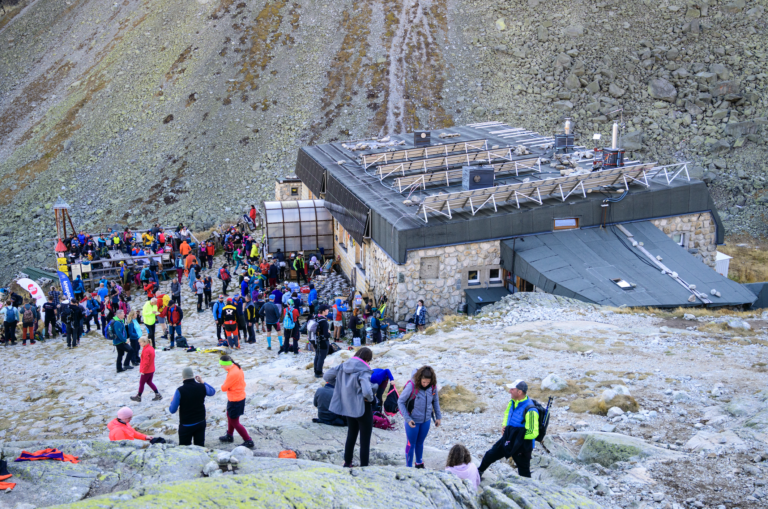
xmin=528 ymin=397 xmax=553 ymax=443
xmin=175 ymin=336 xmax=188 ymax=348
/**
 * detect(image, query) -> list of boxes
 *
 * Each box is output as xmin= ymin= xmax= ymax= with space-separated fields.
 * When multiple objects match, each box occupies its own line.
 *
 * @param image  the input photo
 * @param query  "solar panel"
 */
xmin=418 ymin=163 xmax=658 ymax=222
xmin=375 ymin=147 xmax=515 ymax=180
xmin=360 ymin=139 xmax=490 ymax=169
xmin=393 ymin=157 xmax=542 ymax=193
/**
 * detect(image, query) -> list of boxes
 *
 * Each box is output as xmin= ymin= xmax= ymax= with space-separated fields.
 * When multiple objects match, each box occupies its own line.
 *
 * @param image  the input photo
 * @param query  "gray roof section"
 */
xmin=501 ymin=222 xmax=756 ymax=308
xmin=743 ymin=282 xmax=768 ymax=310
xmin=296 ymin=123 xmax=724 ymax=264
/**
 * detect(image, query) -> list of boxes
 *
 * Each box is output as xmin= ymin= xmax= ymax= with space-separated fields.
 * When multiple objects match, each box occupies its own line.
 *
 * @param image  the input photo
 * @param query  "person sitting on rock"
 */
xmin=478 ymin=380 xmax=538 ymax=479
xmin=108 ymin=407 xmax=153 ymax=442
xmin=312 ymin=382 xmax=347 ymax=427
xmin=445 ymin=444 xmax=480 ymax=491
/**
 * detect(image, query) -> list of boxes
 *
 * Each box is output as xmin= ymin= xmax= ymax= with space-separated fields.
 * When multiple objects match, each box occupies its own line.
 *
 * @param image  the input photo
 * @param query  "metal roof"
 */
xmin=295 ymin=122 xmax=724 ymax=264
xmin=501 ymin=222 xmax=756 ymax=308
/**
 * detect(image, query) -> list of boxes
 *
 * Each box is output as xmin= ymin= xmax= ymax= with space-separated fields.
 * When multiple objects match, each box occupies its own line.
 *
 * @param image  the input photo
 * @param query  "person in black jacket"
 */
xmin=244 ymin=295 xmax=257 ymax=344
xmin=61 ymin=300 xmax=83 ymax=348
xmin=313 ymin=382 xmax=347 ymax=427
xmin=313 ymin=305 xmax=331 ymax=378
xmin=168 ymin=366 xmax=216 ymax=446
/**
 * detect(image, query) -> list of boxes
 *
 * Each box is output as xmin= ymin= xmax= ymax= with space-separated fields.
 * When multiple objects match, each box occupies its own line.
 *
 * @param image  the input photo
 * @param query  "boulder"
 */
xmin=648 ymin=79 xmax=677 ymax=102
xmin=685 ymin=430 xmax=747 ymax=452
xmin=546 ymin=432 xmax=681 ymax=467
xmin=481 ymin=474 xmax=602 ymax=509
xmin=620 ymin=130 xmax=643 ymax=151
xmin=541 ymin=373 xmax=568 ymax=391
xmin=565 ymin=74 xmax=582 ymax=90
xmin=607 ymin=407 xmax=624 ymax=418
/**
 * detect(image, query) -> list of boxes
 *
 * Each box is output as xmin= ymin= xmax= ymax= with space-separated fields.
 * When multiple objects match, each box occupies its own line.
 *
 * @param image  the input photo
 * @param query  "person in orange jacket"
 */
xmin=218 ymin=355 xmax=254 ymax=448
xmin=206 ymin=242 xmax=215 ymax=270
xmin=179 ymin=240 xmax=192 ymax=257
xmin=108 ymin=407 xmax=154 ymax=441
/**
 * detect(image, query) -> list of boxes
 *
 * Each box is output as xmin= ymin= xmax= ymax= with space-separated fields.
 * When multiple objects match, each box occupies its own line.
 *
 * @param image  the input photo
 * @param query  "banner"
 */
xmin=17 ymin=278 xmax=47 ymax=308
xmin=58 ymin=271 xmax=74 ymax=302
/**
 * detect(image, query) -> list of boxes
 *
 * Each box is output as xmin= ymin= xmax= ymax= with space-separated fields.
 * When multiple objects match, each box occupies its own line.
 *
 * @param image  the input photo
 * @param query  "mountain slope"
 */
xmin=0 ymin=0 xmax=766 ymax=283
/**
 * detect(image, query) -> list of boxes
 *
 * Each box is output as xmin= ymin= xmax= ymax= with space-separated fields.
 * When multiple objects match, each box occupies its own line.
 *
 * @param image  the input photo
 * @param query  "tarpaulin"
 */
xmin=15 ymin=448 xmax=79 ymax=464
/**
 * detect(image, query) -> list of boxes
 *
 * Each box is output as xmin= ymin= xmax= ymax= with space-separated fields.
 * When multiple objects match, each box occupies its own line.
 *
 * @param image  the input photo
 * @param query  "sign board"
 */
xmin=419 ymin=256 xmax=440 ymax=279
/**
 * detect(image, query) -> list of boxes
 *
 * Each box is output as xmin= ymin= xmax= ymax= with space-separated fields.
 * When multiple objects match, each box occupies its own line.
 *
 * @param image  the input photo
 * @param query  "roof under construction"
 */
xmin=295 ymin=121 xmax=723 ymax=264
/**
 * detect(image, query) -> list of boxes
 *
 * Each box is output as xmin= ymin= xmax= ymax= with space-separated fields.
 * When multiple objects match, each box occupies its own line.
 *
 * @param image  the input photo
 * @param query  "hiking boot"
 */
xmin=152 ymin=393 xmax=163 ymax=401
xmin=415 ymin=463 xmax=425 ymax=469
xmin=130 ymin=395 xmax=141 ymax=402
xmin=30 ymin=341 xmax=36 ymax=345
xmin=117 ymin=368 xmax=125 ymax=373
xmin=242 ymin=439 xmax=255 ymax=449
xmin=219 ymin=434 xmax=234 ymax=443
xmin=22 ymin=341 xmax=26 ymax=345
xmin=267 ymin=346 xmax=272 ymax=350
xmin=124 ymin=365 xmax=134 ymax=370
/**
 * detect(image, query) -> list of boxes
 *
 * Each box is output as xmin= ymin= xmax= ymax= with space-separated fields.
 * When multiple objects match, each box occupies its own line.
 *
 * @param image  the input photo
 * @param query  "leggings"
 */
xmin=227 ymin=416 xmax=251 ymax=441
xmin=344 ymin=401 xmax=373 ymax=467
xmin=405 ymin=420 xmax=431 ymax=467
xmin=138 ymin=372 xmax=158 ymax=395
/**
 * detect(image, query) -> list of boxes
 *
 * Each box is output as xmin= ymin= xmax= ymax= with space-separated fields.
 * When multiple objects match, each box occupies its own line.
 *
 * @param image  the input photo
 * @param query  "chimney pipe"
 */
xmin=564 ymin=118 xmax=572 ymax=135
xmin=611 ymin=122 xmax=619 ymax=149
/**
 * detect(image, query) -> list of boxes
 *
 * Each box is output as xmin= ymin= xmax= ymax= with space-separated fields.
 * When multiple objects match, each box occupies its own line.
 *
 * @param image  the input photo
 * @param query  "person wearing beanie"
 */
xmin=478 ymin=380 xmax=538 ymax=478
xmin=218 ymin=356 xmax=254 ymax=448
xmin=108 ymin=407 xmax=154 ymax=441
xmin=169 ymin=366 xmax=215 ymax=446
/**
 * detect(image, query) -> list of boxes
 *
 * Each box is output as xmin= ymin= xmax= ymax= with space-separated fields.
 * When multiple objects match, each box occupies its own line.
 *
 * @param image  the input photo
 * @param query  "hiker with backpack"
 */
xmin=63 ymin=299 xmax=82 ymax=348
xmin=194 ymin=278 xmax=205 ymax=312
xmin=324 ymin=347 xmax=377 ymax=467
xmin=212 ymin=295 xmax=226 ymax=342
xmin=219 ymin=298 xmax=240 ymax=349
xmin=203 ymin=275 xmax=213 ymax=309
xmin=110 ymin=310 xmax=134 ymax=373
xmin=142 ymin=298 xmax=160 ymax=348
xmin=85 ymin=294 xmax=100 ymax=334
xmin=218 ymin=355 xmax=255 ymax=448
xmin=219 ymin=264 xmax=232 ymax=295
xmin=279 ymin=299 xmax=300 ymax=355
xmin=313 ymin=305 xmax=331 ymax=377
xmin=260 ymin=294 xmax=282 ymax=351
xmin=130 ymin=337 xmax=162 ymax=402
xmin=170 ymin=280 xmax=181 ymax=305
xmin=331 ymin=298 xmax=347 ymax=342
xmin=167 ymin=301 xmax=184 ymax=349
xmin=20 ymin=299 xmax=38 ymax=345
xmin=206 ymin=242 xmax=215 ymax=270
xmin=244 ymin=295 xmax=257 ymax=344
xmin=477 ymin=380 xmax=539 ymax=479
xmin=398 ymin=366 xmax=442 ymax=468
xmin=42 ymin=295 xmax=58 ymax=339
xmin=2 ymin=299 xmax=19 ymax=345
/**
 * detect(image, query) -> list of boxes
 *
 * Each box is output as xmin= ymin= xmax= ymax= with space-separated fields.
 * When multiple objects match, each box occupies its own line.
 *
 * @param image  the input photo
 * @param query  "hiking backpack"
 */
xmin=107 ymin=320 xmax=117 ymax=341
xmin=283 ymin=308 xmax=295 ymax=330
xmin=528 ymin=397 xmax=553 ymax=444
xmin=372 ymin=411 xmax=395 ymax=431
xmin=383 ymin=385 xmax=400 ymax=416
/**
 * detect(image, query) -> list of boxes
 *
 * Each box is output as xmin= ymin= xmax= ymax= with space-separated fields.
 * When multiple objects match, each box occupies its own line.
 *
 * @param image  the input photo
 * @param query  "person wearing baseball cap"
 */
xmin=477 ymin=379 xmax=538 ymax=478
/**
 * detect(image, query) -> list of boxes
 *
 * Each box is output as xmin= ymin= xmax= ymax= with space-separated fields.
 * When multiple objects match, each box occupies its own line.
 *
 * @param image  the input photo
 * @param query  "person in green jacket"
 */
xmin=142 ymin=298 xmax=160 ymax=349
xmin=233 ymin=248 xmax=243 ymax=273
xmin=293 ymin=253 xmax=306 ymax=285
xmin=478 ymin=380 xmax=538 ymax=478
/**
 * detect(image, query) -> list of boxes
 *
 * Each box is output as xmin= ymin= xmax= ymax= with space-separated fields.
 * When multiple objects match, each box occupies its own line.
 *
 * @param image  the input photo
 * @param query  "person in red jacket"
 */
xmin=108 ymin=407 xmax=154 ymax=441
xmin=206 ymin=242 xmax=215 ymax=270
xmin=130 ymin=338 xmax=161 ymax=402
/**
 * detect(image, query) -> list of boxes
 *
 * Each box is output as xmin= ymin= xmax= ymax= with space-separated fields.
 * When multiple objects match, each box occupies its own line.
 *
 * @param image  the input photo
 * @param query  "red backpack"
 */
xmin=372 ymin=411 xmax=395 ymax=430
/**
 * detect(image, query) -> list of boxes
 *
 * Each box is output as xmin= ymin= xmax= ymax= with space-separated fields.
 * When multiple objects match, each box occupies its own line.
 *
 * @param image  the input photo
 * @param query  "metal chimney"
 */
xmin=611 ymin=122 xmax=619 ymax=149
xmin=564 ymin=118 xmax=572 ymax=135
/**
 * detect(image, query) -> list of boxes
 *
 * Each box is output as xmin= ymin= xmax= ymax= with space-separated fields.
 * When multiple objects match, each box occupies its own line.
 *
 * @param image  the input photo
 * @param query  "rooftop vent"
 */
xmin=462 ymin=165 xmax=494 ymax=191
xmin=414 ymin=130 xmax=431 ymax=147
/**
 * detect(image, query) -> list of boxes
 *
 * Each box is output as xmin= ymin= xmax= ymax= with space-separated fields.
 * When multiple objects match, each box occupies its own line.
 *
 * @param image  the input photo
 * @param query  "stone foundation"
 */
xmin=652 ymin=212 xmax=717 ymax=268
xmin=274 ymin=179 xmax=305 ymax=201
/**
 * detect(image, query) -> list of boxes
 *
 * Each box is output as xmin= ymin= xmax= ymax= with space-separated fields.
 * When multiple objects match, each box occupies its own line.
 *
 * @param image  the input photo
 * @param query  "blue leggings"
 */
xmin=404 ymin=420 xmax=431 ymax=467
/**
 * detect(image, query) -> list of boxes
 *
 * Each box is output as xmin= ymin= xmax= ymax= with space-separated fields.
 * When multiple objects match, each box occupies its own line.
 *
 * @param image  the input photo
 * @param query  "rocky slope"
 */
xmin=0 ymin=0 xmax=767 ymax=283
xmin=1 ymin=265 xmax=767 ymax=507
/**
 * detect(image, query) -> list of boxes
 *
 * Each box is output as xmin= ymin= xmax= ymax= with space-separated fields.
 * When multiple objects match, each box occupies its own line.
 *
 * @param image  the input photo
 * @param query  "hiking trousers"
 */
xmin=344 ymin=401 xmax=373 ymax=467
xmin=405 ymin=420 xmax=431 ymax=467
xmin=178 ymin=421 xmax=206 ymax=446
xmin=44 ymin=316 xmax=57 ymax=338
xmin=147 ymin=324 xmax=156 ymax=349
xmin=478 ymin=436 xmax=533 ymax=478
xmin=314 ymin=344 xmax=328 ymax=376
xmin=116 ymin=342 xmax=133 ymax=371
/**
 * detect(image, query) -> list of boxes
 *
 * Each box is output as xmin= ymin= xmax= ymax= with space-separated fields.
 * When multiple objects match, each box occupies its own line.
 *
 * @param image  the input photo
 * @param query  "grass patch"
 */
xmin=608 ymin=306 xmax=754 ymax=319
xmin=439 ymin=384 xmax=485 ymax=413
xmin=527 ymin=380 xmax=587 ymax=401
xmin=719 ymin=244 xmax=768 ymax=283
xmin=424 ymin=315 xmax=475 ymax=336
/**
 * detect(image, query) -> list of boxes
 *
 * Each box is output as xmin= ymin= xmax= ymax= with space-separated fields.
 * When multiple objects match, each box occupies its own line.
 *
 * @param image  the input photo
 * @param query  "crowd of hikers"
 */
xmin=3 ymin=219 xmax=547 ymax=486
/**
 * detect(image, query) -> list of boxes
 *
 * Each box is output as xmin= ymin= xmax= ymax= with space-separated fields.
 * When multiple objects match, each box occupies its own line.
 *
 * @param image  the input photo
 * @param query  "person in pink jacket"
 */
xmin=445 ymin=444 xmax=480 ymax=490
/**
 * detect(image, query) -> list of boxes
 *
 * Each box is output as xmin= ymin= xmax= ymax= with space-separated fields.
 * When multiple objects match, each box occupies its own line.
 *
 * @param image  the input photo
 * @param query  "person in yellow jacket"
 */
xmin=142 ymin=232 xmax=154 ymax=247
xmin=250 ymin=242 xmax=258 ymax=261
xmin=293 ymin=252 xmax=306 ymax=285
xmin=477 ymin=380 xmax=539 ymax=478
xmin=142 ymin=298 xmax=160 ymax=349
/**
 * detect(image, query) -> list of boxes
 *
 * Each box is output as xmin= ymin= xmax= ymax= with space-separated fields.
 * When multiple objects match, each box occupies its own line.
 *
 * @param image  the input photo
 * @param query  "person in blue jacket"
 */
xmin=73 ymin=276 xmax=85 ymax=301
xmin=212 ymin=295 xmax=226 ymax=342
xmin=241 ymin=277 xmax=250 ymax=297
xmin=412 ymin=300 xmax=427 ymax=332
xmin=371 ymin=368 xmax=394 ymax=412
xmin=307 ymin=284 xmax=318 ymax=317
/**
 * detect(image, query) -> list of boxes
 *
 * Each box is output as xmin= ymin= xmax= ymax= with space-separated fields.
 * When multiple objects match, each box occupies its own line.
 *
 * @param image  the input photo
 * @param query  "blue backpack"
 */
xmin=283 ymin=307 xmax=295 ymax=330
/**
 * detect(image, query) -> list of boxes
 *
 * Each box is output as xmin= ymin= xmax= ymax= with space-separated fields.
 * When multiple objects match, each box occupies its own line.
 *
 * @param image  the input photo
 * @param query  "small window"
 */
xmin=611 ymin=278 xmax=636 ymax=290
xmin=554 ymin=218 xmax=579 ymax=230
xmin=489 ymin=268 xmax=501 ymax=282
xmin=291 ymin=186 xmax=299 ymax=196
xmin=672 ymin=233 xmax=687 ymax=247
xmin=467 ymin=270 xmax=480 ymax=286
